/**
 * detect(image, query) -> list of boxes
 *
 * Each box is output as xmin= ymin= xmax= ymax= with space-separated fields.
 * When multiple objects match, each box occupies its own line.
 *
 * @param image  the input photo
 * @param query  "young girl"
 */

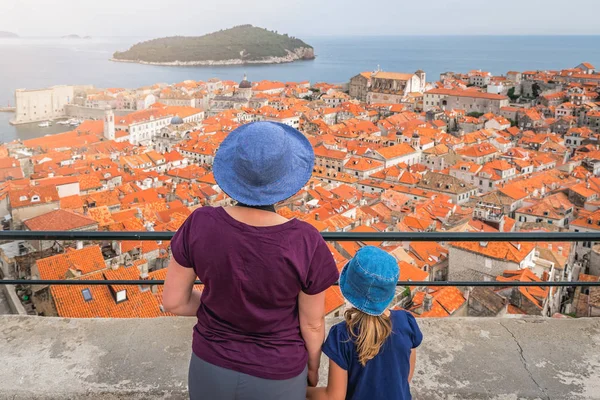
xmin=307 ymin=246 xmax=422 ymax=400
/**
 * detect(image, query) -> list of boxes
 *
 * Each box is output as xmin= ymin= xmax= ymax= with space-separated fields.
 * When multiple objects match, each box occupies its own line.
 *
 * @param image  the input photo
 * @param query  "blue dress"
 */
xmin=322 ymin=310 xmax=423 ymax=400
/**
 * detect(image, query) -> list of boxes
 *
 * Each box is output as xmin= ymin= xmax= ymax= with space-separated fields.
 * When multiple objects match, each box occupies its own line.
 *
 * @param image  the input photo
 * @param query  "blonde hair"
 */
xmin=344 ymin=307 xmax=392 ymax=366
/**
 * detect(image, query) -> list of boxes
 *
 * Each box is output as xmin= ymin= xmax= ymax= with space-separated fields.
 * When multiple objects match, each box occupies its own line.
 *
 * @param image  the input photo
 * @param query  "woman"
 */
xmin=163 ymin=121 xmax=340 ymax=400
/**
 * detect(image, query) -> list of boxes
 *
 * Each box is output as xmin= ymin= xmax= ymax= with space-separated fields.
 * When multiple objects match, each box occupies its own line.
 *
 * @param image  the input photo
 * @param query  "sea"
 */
xmin=1 ymin=35 xmax=599 ymax=143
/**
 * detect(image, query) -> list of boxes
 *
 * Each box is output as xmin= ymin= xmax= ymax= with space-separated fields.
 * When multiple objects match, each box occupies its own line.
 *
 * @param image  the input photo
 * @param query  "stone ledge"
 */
xmin=1 ymin=316 xmax=599 ymax=399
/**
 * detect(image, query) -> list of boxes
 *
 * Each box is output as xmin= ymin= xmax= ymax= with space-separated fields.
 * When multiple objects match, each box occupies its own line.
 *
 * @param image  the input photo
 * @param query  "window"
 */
xmin=82 ymin=289 xmax=92 ymax=302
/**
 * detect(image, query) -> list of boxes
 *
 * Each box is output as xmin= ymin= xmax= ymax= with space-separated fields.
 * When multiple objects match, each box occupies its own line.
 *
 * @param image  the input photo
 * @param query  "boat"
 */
xmin=56 ymin=120 xmax=70 ymax=125
xmin=38 ymin=121 xmax=51 ymax=127
xmin=69 ymin=118 xmax=81 ymax=126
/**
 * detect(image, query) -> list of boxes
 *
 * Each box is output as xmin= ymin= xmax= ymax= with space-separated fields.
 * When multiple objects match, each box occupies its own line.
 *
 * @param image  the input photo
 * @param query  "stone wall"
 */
xmin=1 ymin=315 xmax=599 ymax=399
xmin=65 ymin=105 xmax=129 ymax=120
xmin=448 ymin=245 xmax=520 ymax=280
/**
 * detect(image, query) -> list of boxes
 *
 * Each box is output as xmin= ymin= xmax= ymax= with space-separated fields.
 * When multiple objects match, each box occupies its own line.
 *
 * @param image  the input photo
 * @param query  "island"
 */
xmin=0 ymin=31 xmax=19 ymax=38
xmin=62 ymin=34 xmax=89 ymax=39
xmin=111 ymin=25 xmax=315 ymax=66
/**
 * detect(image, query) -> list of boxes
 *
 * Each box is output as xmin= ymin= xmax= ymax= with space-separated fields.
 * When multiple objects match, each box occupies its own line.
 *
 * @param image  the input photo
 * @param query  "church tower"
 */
xmin=103 ymin=106 xmax=115 ymax=140
xmin=238 ymin=74 xmax=253 ymax=100
xmin=415 ymin=70 xmax=426 ymax=93
xmin=411 ymin=132 xmax=421 ymax=150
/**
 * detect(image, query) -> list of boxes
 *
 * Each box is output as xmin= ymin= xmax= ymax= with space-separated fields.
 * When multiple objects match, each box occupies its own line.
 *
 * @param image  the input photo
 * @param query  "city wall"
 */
xmin=1 ymin=315 xmax=599 ymax=399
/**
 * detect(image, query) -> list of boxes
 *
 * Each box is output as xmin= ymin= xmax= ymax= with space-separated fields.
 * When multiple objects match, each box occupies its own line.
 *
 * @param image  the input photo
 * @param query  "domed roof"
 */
xmin=171 ymin=116 xmax=184 ymax=125
xmin=239 ymin=74 xmax=252 ymax=89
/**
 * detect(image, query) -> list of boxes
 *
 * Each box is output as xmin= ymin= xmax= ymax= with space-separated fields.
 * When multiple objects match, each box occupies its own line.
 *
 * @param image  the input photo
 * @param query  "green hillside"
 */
xmin=113 ymin=25 xmax=313 ymax=63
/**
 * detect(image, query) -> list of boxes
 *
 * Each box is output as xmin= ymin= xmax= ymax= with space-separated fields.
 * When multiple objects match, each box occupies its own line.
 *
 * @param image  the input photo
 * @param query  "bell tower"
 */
xmin=104 ymin=106 xmax=115 ymax=140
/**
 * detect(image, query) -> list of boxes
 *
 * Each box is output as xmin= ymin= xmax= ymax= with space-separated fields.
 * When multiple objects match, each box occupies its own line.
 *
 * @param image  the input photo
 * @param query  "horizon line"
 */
xmin=4 ymin=33 xmax=600 ymax=39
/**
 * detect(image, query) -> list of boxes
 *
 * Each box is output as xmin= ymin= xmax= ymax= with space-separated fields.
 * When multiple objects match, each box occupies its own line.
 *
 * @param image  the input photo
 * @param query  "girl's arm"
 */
xmin=163 ymin=257 xmax=201 ymax=316
xmin=298 ymin=291 xmax=327 ymax=386
xmin=306 ymin=359 xmax=348 ymax=400
xmin=409 ymin=349 xmax=417 ymax=383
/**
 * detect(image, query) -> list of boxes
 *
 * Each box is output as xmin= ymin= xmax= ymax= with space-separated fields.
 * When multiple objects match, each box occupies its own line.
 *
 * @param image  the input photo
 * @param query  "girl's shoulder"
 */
xmin=390 ymin=309 xmax=423 ymax=348
xmin=330 ymin=319 xmax=350 ymax=338
xmin=390 ymin=309 xmax=419 ymax=326
xmin=390 ymin=309 xmax=413 ymax=320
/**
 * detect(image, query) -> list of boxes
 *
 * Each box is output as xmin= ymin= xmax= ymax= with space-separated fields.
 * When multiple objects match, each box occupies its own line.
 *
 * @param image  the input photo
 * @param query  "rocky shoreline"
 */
xmin=110 ymin=47 xmax=315 ymax=67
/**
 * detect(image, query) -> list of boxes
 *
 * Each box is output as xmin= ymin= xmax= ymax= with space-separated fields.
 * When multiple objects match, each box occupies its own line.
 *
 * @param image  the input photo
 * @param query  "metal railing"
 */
xmin=1 ymin=230 xmax=600 ymax=287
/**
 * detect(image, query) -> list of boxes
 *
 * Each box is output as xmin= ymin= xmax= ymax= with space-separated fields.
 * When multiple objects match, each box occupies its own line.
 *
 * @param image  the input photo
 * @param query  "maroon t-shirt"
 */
xmin=170 ymin=206 xmax=339 ymax=380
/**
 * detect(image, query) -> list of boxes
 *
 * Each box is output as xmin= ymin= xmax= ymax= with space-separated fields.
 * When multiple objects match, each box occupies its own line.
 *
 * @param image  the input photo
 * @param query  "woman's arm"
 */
xmin=306 ymin=359 xmax=348 ymax=400
xmin=163 ymin=257 xmax=201 ymax=316
xmin=298 ymin=291 xmax=326 ymax=386
xmin=408 ymin=348 xmax=417 ymax=383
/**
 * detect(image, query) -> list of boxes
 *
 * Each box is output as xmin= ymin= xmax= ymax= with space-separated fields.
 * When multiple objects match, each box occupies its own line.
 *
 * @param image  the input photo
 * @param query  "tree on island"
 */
xmin=113 ymin=25 xmax=314 ymax=64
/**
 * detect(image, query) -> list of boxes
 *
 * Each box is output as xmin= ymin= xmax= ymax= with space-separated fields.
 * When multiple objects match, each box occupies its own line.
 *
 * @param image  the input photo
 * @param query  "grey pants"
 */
xmin=188 ymin=353 xmax=308 ymax=400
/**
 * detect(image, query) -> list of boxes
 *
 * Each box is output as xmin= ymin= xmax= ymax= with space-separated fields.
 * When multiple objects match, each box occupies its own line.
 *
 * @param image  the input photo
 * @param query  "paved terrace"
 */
xmin=1 ymin=315 xmax=599 ymax=399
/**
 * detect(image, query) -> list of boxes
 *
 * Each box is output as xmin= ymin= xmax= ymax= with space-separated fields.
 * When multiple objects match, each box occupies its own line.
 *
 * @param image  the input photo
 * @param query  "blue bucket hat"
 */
xmin=340 ymin=246 xmax=400 ymax=316
xmin=213 ymin=121 xmax=315 ymax=206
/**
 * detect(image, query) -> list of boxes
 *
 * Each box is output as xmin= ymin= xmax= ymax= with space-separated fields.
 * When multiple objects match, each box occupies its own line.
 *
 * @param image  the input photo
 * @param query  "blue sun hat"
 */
xmin=213 ymin=121 xmax=315 ymax=206
xmin=340 ymin=246 xmax=400 ymax=316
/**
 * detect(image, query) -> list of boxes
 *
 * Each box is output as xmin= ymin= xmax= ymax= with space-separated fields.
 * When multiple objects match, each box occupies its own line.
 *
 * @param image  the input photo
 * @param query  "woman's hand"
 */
xmin=308 ymin=367 xmax=319 ymax=387
xmin=298 ymin=291 xmax=326 ymax=387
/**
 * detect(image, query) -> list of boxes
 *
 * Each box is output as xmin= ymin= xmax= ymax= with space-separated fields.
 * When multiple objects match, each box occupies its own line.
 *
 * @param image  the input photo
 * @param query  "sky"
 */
xmin=2 ymin=0 xmax=600 ymax=37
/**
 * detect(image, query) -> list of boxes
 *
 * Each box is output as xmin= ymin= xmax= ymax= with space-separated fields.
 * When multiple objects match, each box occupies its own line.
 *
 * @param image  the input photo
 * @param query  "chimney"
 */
xmin=480 ymin=241 xmax=488 ymax=247
xmin=76 ymin=241 xmax=83 ymax=250
xmin=423 ymin=294 xmax=433 ymax=312
xmin=548 ymin=243 xmax=552 ymax=251
xmin=315 ymin=213 xmax=320 ymax=221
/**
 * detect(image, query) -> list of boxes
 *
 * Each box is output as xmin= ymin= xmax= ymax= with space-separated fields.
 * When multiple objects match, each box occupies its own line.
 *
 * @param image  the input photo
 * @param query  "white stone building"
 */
xmin=12 ymin=85 xmax=74 ymax=124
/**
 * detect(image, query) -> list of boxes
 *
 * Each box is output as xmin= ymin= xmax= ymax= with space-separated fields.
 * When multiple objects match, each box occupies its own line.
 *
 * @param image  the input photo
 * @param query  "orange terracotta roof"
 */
xmin=60 ymin=194 xmax=85 ymax=211
xmin=375 ymin=143 xmax=416 ymax=159
xmin=324 ymin=286 xmax=345 ymax=315
xmin=24 ymin=209 xmax=97 ymax=231
xmin=87 ymin=206 xmax=114 ymax=227
xmin=450 ymin=241 xmax=535 ymax=264
xmin=373 ymin=71 xmax=415 ymax=81
xmin=50 ymin=268 xmax=163 ymax=318
xmin=9 ymin=186 xmax=59 ymax=208
xmin=398 ymin=261 xmax=429 ymax=290
xmin=36 ymin=246 xmax=106 ymax=280
xmin=344 ymin=157 xmax=383 ymax=172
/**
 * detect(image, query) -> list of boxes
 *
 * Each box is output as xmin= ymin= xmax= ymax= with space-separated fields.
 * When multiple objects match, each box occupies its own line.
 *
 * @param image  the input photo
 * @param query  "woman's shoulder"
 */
xmin=292 ymin=219 xmax=329 ymax=242
xmin=182 ymin=206 xmax=220 ymax=226
xmin=189 ymin=205 xmax=219 ymax=218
